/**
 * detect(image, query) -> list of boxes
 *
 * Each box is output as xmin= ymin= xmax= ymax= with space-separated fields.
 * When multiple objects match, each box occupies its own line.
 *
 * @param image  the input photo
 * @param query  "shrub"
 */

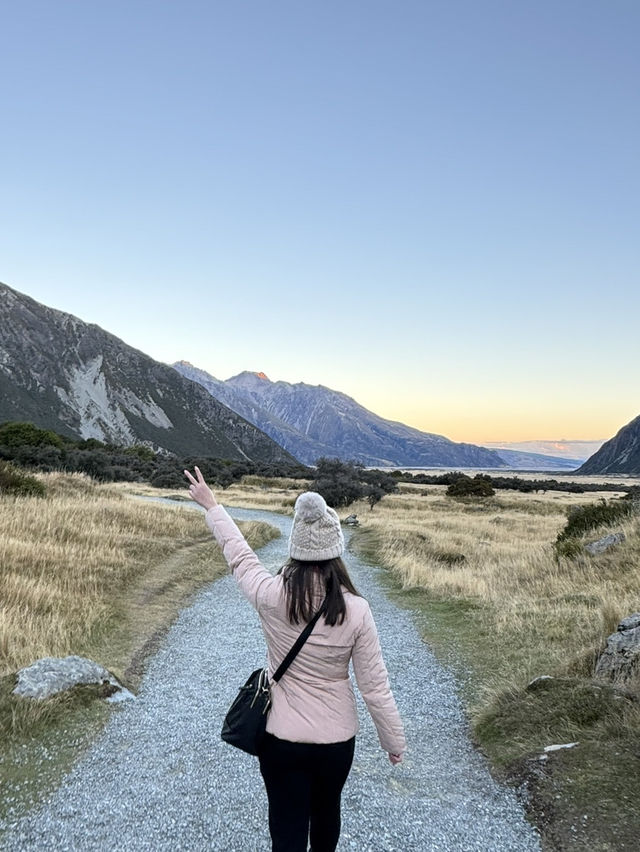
xmin=433 ymin=549 xmax=467 ymax=566
xmin=0 ymin=421 xmax=64 ymax=449
xmin=150 ymin=471 xmax=185 ymax=489
xmin=0 ymin=419 xmax=312 ymax=489
xmin=66 ymin=450 xmax=112 ymax=481
xmin=312 ymin=458 xmax=397 ymax=509
xmin=557 ymin=498 xmax=634 ymax=543
xmin=447 ymin=475 xmax=495 ymax=498
xmin=0 ymin=460 xmax=46 ymax=497
xmin=123 ymin=445 xmax=156 ymax=461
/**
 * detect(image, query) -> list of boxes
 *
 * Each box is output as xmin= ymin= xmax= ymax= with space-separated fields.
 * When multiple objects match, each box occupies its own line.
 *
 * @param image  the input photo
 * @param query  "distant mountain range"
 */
xmin=485 ymin=448 xmax=584 ymax=471
xmin=0 ymin=282 xmax=296 ymax=464
xmin=2 ymin=281 xmax=624 ymax=473
xmin=173 ymin=362 xmax=503 ymax=468
xmin=482 ymin=439 xmax=604 ymax=462
xmin=578 ymin=415 xmax=640 ymax=476
xmin=173 ymin=362 xmax=583 ymax=471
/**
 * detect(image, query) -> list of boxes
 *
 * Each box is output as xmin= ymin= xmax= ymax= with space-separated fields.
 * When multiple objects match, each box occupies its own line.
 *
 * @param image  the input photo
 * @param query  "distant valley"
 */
xmin=173 ymin=362 xmax=588 ymax=471
xmin=1 ymin=282 xmax=635 ymax=474
xmin=482 ymin=439 xmax=604 ymax=462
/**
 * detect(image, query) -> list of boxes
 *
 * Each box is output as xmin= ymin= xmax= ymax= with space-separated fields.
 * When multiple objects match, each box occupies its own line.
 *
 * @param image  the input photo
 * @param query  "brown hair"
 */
xmin=279 ymin=557 xmax=361 ymax=626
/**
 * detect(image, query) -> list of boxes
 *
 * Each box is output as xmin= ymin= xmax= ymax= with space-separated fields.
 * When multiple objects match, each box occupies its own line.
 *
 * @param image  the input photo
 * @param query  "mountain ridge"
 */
xmin=174 ymin=362 xmax=510 ymax=469
xmin=577 ymin=414 xmax=640 ymax=475
xmin=0 ymin=283 xmax=297 ymax=463
xmin=174 ymin=365 xmax=590 ymax=471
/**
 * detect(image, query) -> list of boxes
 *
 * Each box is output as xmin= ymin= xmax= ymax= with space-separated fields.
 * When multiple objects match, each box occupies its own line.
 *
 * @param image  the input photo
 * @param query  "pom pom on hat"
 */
xmin=289 ymin=491 xmax=344 ymax=561
xmin=294 ymin=492 xmax=327 ymax=523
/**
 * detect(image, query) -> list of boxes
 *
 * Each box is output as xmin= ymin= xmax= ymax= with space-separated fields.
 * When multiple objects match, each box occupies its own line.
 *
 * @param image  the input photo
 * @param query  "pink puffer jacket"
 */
xmin=205 ymin=505 xmax=406 ymax=755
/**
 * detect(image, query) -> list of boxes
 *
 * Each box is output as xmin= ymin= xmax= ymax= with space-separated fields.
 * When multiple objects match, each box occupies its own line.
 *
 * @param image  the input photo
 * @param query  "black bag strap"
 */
xmin=272 ymin=599 xmax=327 ymax=683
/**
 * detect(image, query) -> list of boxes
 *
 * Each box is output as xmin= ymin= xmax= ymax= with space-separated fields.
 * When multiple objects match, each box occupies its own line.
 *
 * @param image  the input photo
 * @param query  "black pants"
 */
xmin=258 ymin=733 xmax=356 ymax=852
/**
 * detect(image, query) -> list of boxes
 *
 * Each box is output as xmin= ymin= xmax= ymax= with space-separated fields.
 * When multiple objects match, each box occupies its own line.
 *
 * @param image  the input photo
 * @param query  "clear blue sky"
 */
xmin=1 ymin=0 xmax=638 ymax=442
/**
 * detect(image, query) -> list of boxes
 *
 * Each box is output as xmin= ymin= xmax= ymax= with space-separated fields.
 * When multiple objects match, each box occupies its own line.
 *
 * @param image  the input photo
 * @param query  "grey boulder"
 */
xmin=595 ymin=613 xmax=640 ymax=690
xmin=13 ymin=655 xmax=134 ymax=702
xmin=585 ymin=531 xmax=626 ymax=555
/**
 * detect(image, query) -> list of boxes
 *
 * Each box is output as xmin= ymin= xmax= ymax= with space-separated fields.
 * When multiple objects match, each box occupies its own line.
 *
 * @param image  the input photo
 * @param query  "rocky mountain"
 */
xmin=578 ymin=415 xmax=640 ymax=475
xmin=173 ymin=362 xmax=507 ymax=468
xmin=0 ymin=283 xmax=297 ymax=463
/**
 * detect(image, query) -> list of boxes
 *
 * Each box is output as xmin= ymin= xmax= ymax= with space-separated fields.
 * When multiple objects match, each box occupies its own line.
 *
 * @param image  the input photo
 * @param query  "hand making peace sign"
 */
xmin=184 ymin=466 xmax=218 ymax=511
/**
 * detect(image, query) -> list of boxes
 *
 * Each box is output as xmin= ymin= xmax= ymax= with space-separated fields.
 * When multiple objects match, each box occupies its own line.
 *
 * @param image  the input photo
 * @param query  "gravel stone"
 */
xmin=0 ymin=505 xmax=541 ymax=851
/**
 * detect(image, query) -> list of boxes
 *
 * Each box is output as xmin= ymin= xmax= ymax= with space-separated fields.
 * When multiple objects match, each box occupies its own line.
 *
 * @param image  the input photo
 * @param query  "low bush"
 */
xmin=312 ymin=458 xmax=397 ymax=509
xmin=447 ymin=474 xmax=495 ymax=498
xmin=0 ymin=421 xmax=65 ymax=449
xmin=0 ymin=460 xmax=46 ymax=497
xmin=0 ymin=420 xmax=314 ymax=486
xmin=557 ymin=498 xmax=634 ymax=543
xmin=398 ymin=470 xmax=639 ymax=497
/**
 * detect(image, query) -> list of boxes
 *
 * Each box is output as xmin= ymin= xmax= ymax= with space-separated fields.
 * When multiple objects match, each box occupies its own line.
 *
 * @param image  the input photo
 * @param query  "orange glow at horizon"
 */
xmin=357 ymin=397 xmax=631 ymax=445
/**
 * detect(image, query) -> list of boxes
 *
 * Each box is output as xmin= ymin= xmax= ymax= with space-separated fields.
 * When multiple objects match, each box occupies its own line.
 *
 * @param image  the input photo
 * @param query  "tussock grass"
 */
xmin=1 ymin=472 xmax=279 ymax=707
xmin=1 ymin=478 xmax=207 ymax=677
xmin=0 ymin=473 xmax=280 ymax=828
xmin=0 ymin=461 xmax=46 ymax=497
xmin=349 ymin=487 xmax=640 ymax=696
xmin=348 ymin=484 xmax=640 ymax=850
xmin=219 ymin=478 xmax=307 ymax=512
xmin=35 ymin=470 xmax=98 ymax=498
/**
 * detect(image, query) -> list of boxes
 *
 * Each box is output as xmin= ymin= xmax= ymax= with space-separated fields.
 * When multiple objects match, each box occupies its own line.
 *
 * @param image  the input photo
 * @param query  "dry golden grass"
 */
xmin=1 ymin=476 xmax=201 ymax=675
xmin=348 ymin=483 xmax=640 ymax=849
xmin=0 ymin=471 xmax=280 ymax=817
xmin=349 ymin=485 xmax=640 ymax=702
xmin=102 ymin=476 xmax=640 ymax=699
xmin=217 ymin=477 xmax=311 ymax=512
xmin=0 ymin=473 xmax=277 ymax=680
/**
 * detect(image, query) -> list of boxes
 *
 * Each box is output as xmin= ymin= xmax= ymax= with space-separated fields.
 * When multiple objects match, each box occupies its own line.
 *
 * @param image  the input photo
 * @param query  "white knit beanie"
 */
xmin=288 ymin=492 xmax=345 ymax=561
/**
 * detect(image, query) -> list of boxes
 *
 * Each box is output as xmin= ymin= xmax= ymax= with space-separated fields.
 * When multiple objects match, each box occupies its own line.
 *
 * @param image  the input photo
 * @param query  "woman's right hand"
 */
xmin=184 ymin=466 xmax=218 ymax=511
xmin=388 ymin=753 xmax=403 ymax=765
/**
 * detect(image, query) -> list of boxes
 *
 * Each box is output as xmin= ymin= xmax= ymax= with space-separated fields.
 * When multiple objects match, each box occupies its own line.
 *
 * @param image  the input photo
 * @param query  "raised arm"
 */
xmin=184 ymin=467 xmax=276 ymax=610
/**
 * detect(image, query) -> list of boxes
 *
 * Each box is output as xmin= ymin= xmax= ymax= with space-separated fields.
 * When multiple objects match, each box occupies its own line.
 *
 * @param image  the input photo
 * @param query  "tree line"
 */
xmin=3 ymin=421 xmax=636 ymax=508
xmin=391 ymin=469 xmax=639 ymax=496
xmin=0 ymin=422 xmax=400 ymax=508
xmin=0 ymin=421 xmax=311 ymax=489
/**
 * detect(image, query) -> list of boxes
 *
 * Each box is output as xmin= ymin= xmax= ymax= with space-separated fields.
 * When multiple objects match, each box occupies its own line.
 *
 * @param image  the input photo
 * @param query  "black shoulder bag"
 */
xmin=221 ymin=602 xmax=326 ymax=755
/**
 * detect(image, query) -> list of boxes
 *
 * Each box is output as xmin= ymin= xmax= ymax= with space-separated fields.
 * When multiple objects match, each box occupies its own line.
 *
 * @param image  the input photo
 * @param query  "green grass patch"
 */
xmin=475 ymin=678 xmax=632 ymax=765
xmin=478 ymin=679 xmax=640 ymax=851
xmin=0 ymin=674 xmax=111 ymax=833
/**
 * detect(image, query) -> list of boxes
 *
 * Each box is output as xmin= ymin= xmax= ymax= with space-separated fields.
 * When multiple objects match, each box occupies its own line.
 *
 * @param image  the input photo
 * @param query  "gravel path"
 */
xmin=1 ymin=505 xmax=541 ymax=851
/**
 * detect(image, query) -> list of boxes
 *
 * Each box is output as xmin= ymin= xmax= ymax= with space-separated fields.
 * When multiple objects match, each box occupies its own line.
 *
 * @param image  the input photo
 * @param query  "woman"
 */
xmin=184 ymin=466 xmax=406 ymax=852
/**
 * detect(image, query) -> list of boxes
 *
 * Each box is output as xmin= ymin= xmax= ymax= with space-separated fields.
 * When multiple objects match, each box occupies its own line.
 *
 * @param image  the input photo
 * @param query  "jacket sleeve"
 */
xmin=352 ymin=603 xmax=407 ymax=755
xmin=204 ymin=504 xmax=277 ymax=611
